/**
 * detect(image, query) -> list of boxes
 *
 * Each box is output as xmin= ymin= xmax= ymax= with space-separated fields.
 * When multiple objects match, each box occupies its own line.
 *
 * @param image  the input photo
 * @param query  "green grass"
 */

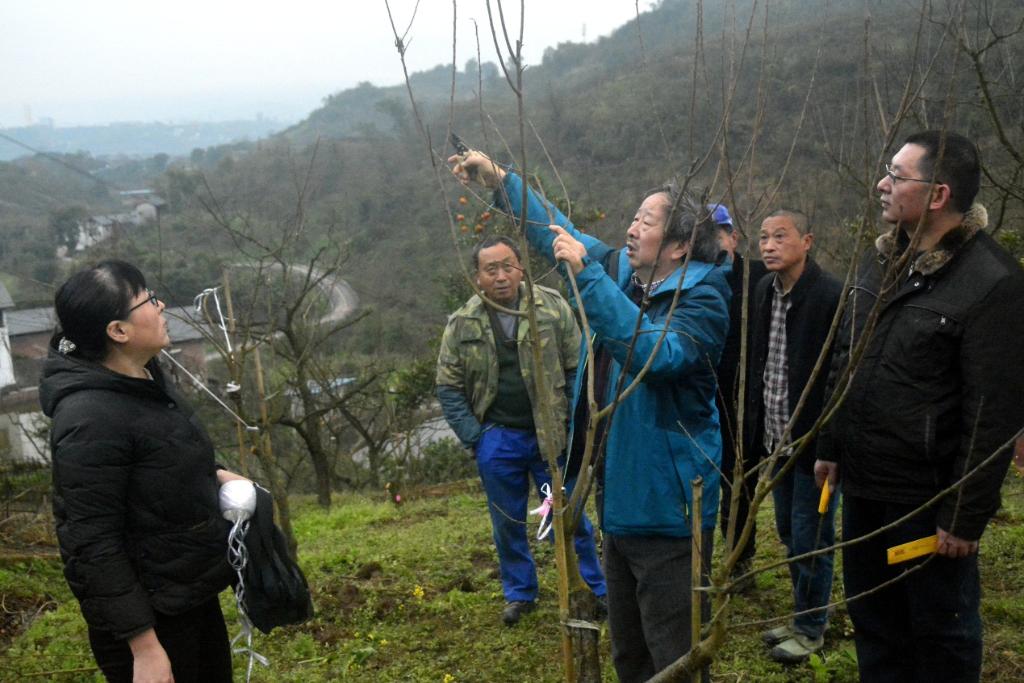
xmin=2 ymin=477 xmax=1023 ymax=682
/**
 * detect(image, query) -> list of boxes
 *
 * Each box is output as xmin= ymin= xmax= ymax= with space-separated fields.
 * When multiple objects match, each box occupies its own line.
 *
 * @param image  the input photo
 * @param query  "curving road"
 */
xmin=278 ymin=263 xmax=359 ymax=323
xmin=235 ymin=261 xmax=359 ymax=324
xmin=181 ymin=263 xmax=359 ymax=362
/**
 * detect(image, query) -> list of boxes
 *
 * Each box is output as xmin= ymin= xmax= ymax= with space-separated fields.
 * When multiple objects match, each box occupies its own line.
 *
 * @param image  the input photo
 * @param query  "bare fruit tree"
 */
xmin=387 ymin=0 xmax=1024 ymax=681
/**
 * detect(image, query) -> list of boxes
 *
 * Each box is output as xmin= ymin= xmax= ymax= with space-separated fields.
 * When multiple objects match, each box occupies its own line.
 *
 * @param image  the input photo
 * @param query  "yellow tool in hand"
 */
xmin=806 ymin=479 xmax=834 ymax=598
xmin=817 ymin=479 xmax=831 ymax=514
xmin=887 ymin=535 xmax=939 ymax=565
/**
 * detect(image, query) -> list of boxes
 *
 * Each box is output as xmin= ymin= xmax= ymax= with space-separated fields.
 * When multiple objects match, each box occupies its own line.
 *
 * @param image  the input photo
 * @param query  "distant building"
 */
xmin=57 ymin=191 xmax=167 ymax=258
xmin=0 ymin=281 xmax=15 ymax=390
xmin=119 ymin=189 xmax=166 ymax=223
xmin=350 ymin=415 xmax=458 ymax=468
xmin=161 ymin=306 xmax=214 ymax=381
xmin=0 ymin=411 xmax=49 ymax=465
xmin=5 ymin=306 xmax=58 ymax=365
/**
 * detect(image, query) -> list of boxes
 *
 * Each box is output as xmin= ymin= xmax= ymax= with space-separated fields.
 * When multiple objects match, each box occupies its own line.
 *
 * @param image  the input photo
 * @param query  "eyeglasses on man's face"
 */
xmin=126 ymin=289 xmax=160 ymax=315
xmin=883 ymin=163 xmax=934 ymax=185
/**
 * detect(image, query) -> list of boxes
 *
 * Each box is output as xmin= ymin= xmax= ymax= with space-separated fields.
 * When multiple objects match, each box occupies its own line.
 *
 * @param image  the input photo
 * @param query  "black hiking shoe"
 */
xmin=502 ymin=600 xmax=535 ymax=625
xmin=595 ymin=595 xmax=609 ymax=621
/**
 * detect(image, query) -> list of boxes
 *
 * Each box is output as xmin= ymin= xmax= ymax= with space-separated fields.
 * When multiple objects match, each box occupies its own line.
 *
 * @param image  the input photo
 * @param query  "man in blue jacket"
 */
xmin=450 ymin=151 xmax=729 ymax=683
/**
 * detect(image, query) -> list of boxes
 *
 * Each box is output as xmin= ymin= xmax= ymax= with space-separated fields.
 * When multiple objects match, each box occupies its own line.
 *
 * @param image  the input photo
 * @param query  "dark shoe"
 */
xmin=595 ymin=595 xmax=608 ymax=621
xmin=731 ymin=558 xmax=756 ymax=593
xmin=769 ymin=633 xmax=824 ymax=664
xmin=502 ymin=600 xmax=535 ymax=625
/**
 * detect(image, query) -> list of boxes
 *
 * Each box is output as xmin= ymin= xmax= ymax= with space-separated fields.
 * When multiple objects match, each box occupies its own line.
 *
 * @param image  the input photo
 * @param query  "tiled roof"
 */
xmin=7 ymin=305 xmax=209 ymax=344
xmin=6 ymin=307 xmax=56 ymax=336
xmin=0 ymin=281 xmax=13 ymax=309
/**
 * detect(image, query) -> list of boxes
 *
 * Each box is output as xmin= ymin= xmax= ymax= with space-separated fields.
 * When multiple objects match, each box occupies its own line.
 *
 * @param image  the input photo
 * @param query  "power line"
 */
xmin=0 ymin=131 xmax=121 ymax=191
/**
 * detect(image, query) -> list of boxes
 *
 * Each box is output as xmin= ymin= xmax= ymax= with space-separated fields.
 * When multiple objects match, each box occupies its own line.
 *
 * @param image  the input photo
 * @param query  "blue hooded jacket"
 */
xmin=495 ymin=172 xmax=730 ymax=536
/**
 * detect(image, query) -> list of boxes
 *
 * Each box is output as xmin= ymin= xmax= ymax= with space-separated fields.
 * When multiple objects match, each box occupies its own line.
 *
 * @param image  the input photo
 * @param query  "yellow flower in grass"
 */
xmin=412 ymin=584 xmax=425 ymax=601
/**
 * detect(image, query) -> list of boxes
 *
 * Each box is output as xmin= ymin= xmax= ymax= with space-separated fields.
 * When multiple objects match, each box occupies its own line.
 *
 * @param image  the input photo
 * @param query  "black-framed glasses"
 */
xmin=883 ymin=163 xmax=933 ymax=185
xmin=125 ymin=289 xmax=160 ymax=315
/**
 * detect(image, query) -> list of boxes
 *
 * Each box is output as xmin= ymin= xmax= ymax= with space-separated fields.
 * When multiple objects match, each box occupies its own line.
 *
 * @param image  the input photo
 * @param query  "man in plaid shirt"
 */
xmin=744 ymin=209 xmax=842 ymax=663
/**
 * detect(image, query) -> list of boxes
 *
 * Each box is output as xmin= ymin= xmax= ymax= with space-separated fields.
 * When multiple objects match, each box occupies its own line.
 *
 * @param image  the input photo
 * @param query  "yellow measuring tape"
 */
xmin=887 ymin=535 xmax=938 ymax=564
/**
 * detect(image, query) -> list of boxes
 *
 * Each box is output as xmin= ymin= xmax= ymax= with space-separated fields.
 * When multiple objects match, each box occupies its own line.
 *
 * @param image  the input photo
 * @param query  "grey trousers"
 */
xmin=604 ymin=532 xmax=713 ymax=683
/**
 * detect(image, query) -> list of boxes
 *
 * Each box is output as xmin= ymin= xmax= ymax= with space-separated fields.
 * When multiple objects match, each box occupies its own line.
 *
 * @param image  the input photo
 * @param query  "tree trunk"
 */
xmin=252 ymin=347 xmax=298 ymax=558
xmin=563 ymin=528 xmax=602 ymax=682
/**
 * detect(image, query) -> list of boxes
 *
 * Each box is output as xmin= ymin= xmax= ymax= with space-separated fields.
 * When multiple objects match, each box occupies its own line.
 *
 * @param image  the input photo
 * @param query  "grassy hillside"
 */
xmin=3 ymin=474 xmax=1022 ymax=681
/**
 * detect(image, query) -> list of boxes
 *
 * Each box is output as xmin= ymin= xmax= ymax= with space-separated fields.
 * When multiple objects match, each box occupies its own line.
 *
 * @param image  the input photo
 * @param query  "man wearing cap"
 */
xmin=711 ymin=204 xmax=767 ymax=589
xmin=745 ymin=209 xmax=842 ymax=663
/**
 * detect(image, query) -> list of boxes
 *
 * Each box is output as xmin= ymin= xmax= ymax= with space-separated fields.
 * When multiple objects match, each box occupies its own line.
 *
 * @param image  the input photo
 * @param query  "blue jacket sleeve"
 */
xmin=575 ymin=261 xmax=730 ymax=381
xmin=436 ymin=384 xmax=483 ymax=449
xmin=494 ymin=171 xmax=729 ymax=382
xmin=494 ymin=172 xmax=617 ymax=271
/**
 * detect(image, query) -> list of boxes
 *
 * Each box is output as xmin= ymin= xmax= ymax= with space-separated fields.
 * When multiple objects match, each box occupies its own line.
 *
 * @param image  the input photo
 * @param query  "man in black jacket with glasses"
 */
xmin=815 ymin=130 xmax=1024 ymax=682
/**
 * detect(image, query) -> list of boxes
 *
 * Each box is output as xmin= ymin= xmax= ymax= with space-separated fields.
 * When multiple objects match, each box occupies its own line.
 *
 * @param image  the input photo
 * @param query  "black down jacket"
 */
xmin=40 ymin=352 xmax=234 ymax=639
xmin=819 ymin=204 xmax=1024 ymax=540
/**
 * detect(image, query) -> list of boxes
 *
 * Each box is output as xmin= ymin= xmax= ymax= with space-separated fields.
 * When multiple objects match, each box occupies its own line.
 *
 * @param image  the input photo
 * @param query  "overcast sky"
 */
xmin=1 ymin=1 xmax=644 ymax=128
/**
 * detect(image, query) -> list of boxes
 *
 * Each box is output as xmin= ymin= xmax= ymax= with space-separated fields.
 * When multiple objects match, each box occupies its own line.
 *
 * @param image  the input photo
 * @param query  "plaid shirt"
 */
xmin=762 ymin=276 xmax=792 ymax=453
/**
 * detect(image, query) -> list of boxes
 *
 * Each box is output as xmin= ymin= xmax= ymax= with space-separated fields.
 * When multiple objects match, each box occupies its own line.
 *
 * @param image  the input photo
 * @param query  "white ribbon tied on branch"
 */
xmin=530 ymin=482 xmax=554 ymax=541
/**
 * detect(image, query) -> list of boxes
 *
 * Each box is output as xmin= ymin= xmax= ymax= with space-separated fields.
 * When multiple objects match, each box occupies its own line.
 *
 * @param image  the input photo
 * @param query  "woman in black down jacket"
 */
xmin=40 ymin=260 xmax=245 ymax=683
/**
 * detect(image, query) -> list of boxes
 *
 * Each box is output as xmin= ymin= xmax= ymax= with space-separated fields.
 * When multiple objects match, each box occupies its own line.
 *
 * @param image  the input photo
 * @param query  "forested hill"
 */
xmin=2 ymin=0 xmax=1022 ymax=351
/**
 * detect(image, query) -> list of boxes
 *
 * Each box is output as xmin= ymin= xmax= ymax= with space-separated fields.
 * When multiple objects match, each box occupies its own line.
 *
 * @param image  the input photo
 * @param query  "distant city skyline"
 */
xmin=1 ymin=1 xmax=643 ymax=129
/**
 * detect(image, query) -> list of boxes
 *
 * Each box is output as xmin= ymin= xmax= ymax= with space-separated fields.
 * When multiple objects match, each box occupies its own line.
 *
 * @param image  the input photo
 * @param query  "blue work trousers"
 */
xmin=842 ymin=494 xmax=982 ymax=683
xmin=771 ymin=461 xmax=838 ymax=638
xmin=475 ymin=424 xmax=606 ymax=602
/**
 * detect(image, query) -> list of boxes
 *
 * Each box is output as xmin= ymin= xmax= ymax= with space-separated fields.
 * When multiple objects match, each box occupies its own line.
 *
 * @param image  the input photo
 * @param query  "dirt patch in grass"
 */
xmin=314 ymin=581 xmax=366 ymax=620
xmin=0 ymin=594 xmax=57 ymax=652
xmin=466 ymin=547 xmax=500 ymax=579
xmin=442 ymin=574 xmax=477 ymax=593
xmin=355 ymin=561 xmax=383 ymax=579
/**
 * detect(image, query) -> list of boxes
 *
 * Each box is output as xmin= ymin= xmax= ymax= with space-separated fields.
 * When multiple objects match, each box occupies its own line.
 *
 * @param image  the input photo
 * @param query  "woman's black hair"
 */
xmin=50 ymin=260 xmax=148 ymax=362
xmin=645 ymin=182 xmax=722 ymax=263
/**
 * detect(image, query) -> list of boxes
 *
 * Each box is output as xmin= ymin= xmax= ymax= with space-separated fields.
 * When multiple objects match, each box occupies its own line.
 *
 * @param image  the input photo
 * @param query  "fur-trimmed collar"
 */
xmin=874 ymin=203 xmax=988 ymax=276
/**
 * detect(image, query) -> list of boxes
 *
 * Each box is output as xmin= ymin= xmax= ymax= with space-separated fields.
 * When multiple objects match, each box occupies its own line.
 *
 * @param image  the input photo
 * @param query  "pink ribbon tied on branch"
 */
xmin=530 ymin=483 xmax=554 ymax=540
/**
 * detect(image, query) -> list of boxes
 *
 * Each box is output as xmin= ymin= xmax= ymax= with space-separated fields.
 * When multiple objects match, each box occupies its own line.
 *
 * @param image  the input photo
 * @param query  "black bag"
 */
xmin=239 ymin=485 xmax=314 ymax=634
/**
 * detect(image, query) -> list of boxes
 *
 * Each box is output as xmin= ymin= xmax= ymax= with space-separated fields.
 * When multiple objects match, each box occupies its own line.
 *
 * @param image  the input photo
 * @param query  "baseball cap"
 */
xmin=708 ymin=203 xmax=734 ymax=231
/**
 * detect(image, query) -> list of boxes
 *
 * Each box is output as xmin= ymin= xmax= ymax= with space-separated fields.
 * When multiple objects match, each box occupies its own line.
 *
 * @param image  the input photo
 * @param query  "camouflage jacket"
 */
xmin=435 ymin=283 xmax=580 ymax=453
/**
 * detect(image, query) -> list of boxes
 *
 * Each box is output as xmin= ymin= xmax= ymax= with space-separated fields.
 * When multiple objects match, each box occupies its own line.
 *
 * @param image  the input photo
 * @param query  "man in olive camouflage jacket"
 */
xmin=436 ymin=235 xmax=606 ymax=625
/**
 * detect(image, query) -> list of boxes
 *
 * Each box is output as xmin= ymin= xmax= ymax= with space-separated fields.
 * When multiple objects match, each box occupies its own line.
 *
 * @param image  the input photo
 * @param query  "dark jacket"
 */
xmin=819 ymin=205 xmax=1024 ymax=539
xmin=716 ymin=252 xmax=769 ymax=440
xmin=745 ymin=258 xmax=843 ymax=472
xmin=40 ymin=352 xmax=234 ymax=639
